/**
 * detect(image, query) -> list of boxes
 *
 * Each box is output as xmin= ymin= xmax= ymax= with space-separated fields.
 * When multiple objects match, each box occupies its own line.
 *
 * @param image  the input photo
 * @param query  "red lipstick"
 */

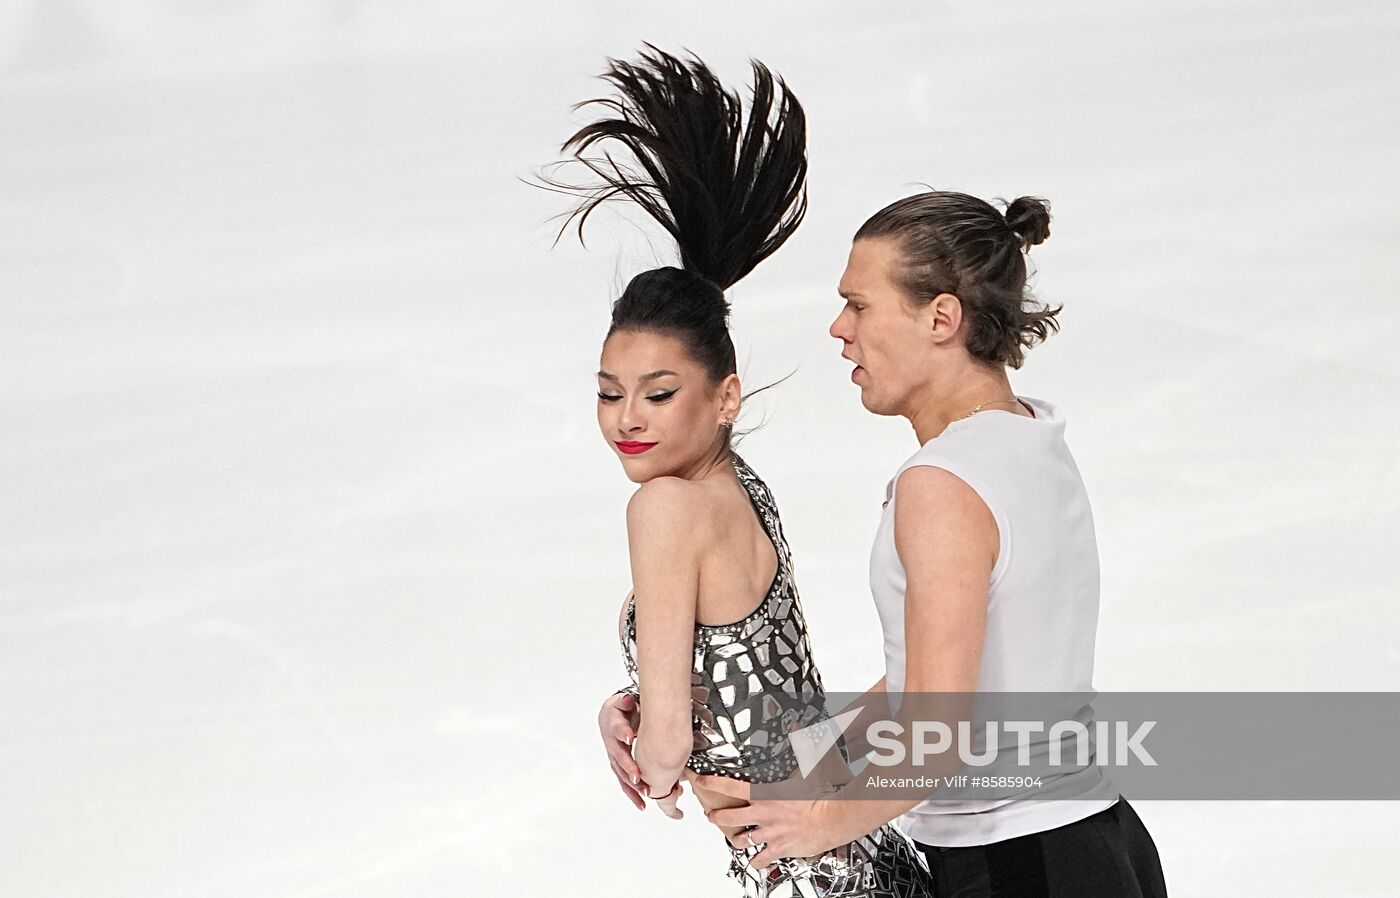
xmin=616 ymin=441 xmax=657 ymax=455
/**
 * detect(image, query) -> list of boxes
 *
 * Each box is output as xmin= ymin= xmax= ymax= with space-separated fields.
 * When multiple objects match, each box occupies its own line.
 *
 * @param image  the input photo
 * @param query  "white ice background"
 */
xmin=1 ymin=2 xmax=1398 ymax=896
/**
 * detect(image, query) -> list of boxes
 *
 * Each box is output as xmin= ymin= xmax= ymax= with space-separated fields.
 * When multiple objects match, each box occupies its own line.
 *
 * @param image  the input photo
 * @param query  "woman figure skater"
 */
xmin=549 ymin=47 xmax=936 ymax=897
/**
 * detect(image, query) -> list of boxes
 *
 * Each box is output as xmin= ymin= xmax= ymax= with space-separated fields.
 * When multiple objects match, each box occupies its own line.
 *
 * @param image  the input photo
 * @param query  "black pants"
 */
xmin=910 ymin=798 xmax=1168 ymax=897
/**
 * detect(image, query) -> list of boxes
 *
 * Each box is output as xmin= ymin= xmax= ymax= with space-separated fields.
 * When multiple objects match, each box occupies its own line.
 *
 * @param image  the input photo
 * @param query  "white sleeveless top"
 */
xmin=871 ymin=394 xmax=1119 ymax=847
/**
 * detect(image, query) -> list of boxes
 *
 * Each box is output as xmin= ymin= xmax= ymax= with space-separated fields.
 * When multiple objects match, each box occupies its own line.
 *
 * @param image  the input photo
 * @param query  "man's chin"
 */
xmin=845 ymin=386 xmax=879 ymax=414
xmin=856 ymin=389 xmax=894 ymax=417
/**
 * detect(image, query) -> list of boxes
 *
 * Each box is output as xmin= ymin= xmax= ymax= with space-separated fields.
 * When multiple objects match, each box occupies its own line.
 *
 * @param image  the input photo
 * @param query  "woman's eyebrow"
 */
xmin=596 ymin=370 xmax=678 ymax=381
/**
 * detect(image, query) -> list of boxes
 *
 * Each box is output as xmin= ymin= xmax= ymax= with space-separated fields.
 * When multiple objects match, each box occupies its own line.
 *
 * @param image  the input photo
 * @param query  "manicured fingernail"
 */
xmin=631 ymin=773 xmax=638 ymax=784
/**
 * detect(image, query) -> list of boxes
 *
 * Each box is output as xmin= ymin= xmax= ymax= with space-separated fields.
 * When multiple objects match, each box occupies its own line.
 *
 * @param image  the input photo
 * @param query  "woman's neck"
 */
xmin=671 ymin=441 xmax=733 ymax=483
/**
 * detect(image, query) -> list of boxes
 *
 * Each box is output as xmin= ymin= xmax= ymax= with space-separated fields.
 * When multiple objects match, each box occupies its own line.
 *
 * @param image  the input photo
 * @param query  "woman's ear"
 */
xmin=717 ymin=373 xmax=742 ymax=426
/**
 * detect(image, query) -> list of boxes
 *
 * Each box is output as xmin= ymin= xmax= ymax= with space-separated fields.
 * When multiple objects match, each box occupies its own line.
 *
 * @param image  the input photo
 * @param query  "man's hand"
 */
xmin=694 ymin=775 xmax=835 ymax=870
xmin=599 ymin=691 xmax=645 ymax=810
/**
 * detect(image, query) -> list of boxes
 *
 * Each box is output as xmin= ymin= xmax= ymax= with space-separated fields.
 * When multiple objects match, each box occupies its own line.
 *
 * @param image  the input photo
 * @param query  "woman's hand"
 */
xmin=649 ymin=780 xmax=685 ymax=819
xmin=598 ymin=691 xmax=645 ymax=810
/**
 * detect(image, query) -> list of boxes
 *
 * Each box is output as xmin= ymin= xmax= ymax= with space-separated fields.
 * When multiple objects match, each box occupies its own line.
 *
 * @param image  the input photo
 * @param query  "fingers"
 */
xmin=616 ymin=776 xmax=645 ymax=811
xmin=605 ymin=734 xmax=638 ymax=768
xmin=599 ymin=706 xmax=637 ymax=790
xmin=642 ymin=780 xmax=682 ymax=800
xmin=602 ymin=704 xmax=638 ymax=742
xmin=601 ymin=698 xmax=643 ymax=810
xmin=600 ymin=694 xmax=639 ymax=740
xmin=608 ymin=754 xmax=646 ymax=811
xmin=652 ymin=781 xmax=684 ymax=819
xmin=605 ymin=715 xmax=638 ymax=746
xmin=725 ymin=825 xmax=774 ymax=870
xmin=615 ymin=691 xmax=641 ymax=722
xmin=603 ymin=691 xmax=636 ymax=715
xmin=604 ymin=734 xmax=641 ymax=782
xmin=613 ymin=693 xmax=641 ymax=731
xmin=693 ymin=774 xmax=750 ymax=801
xmin=609 ymin=755 xmax=642 ymax=791
xmin=705 ymin=806 xmax=752 ymax=829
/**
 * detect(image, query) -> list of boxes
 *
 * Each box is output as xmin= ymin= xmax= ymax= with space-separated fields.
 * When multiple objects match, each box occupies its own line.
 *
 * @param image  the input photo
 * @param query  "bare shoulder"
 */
xmin=626 ymin=476 xmax=716 ymax=534
xmin=625 ymin=477 xmax=720 ymax=574
xmin=893 ymin=465 xmax=993 ymax=529
xmin=895 ymin=464 xmax=978 ymax=504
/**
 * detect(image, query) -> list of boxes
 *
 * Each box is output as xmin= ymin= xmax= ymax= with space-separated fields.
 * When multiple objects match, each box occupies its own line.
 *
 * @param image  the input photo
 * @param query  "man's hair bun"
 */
xmin=1004 ymin=195 xmax=1051 ymax=250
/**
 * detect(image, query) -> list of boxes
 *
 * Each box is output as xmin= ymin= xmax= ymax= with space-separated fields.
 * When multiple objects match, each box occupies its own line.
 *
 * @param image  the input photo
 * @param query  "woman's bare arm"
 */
xmin=625 ymin=477 xmax=708 ymax=801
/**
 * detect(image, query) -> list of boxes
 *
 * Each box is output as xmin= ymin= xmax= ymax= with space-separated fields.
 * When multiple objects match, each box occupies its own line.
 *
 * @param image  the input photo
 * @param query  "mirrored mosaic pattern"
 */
xmin=621 ymin=454 xmax=934 ymax=896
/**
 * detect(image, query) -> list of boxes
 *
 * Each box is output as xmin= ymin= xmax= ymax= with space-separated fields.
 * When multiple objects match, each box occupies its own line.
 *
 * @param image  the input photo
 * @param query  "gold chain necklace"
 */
xmin=952 ymin=397 xmax=1021 ymax=422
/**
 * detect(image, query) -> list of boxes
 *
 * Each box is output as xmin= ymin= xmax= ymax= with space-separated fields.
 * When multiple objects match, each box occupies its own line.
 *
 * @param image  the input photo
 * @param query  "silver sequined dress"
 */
xmin=619 ymin=453 xmax=934 ymax=898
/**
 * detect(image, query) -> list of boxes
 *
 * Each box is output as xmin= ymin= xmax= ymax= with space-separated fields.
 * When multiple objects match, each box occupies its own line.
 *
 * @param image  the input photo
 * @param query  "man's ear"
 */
xmin=928 ymin=291 xmax=964 ymax=342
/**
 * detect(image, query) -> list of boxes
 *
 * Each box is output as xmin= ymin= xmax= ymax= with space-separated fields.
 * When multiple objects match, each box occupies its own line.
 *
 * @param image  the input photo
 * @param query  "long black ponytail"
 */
xmin=543 ymin=44 xmax=809 ymax=386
